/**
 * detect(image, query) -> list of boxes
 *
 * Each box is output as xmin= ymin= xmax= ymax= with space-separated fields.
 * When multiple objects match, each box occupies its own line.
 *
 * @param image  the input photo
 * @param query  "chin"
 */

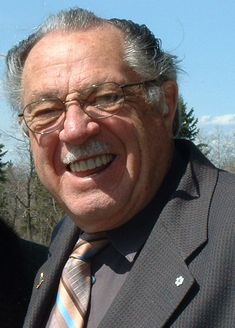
xmin=64 ymin=195 xmax=131 ymax=232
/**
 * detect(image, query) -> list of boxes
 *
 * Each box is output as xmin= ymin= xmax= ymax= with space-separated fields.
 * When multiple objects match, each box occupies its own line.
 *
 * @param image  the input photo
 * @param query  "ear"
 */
xmin=161 ymin=80 xmax=178 ymax=134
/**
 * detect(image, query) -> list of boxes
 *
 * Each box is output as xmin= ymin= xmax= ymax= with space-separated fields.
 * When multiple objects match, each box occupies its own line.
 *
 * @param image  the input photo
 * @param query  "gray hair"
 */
xmin=5 ymin=7 xmax=180 ymax=134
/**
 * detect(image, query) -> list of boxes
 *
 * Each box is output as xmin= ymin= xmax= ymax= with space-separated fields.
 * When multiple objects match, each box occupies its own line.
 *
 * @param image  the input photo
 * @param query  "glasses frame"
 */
xmin=18 ymin=79 xmax=159 ymax=135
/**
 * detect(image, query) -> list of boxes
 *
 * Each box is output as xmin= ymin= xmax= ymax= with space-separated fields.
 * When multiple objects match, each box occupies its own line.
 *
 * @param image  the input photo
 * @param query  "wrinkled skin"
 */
xmin=22 ymin=26 xmax=178 ymax=232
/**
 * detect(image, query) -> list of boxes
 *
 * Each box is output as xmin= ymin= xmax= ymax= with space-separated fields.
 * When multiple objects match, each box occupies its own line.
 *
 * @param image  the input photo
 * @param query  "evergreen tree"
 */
xmin=0 ymin=143 xmax=7 ymax=182
xmin=0 ymin=144 xmax=8 ymax=218
xmin=177 ymin=96 xmax=199 ymax=141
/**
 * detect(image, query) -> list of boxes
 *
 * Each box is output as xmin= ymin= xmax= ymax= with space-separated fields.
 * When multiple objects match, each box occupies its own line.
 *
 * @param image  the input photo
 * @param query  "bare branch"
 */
xmin=0 ymin=128 xmax=24 ymax=142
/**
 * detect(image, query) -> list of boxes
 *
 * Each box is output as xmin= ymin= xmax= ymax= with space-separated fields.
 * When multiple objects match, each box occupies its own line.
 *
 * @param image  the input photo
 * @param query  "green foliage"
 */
xmin=0 ymin=144 xmax=7 ymax=183
xmin=177 ymin=96 xmax=199 ymax=141
xmin=0 ymin=144 xmax=8 ymax=215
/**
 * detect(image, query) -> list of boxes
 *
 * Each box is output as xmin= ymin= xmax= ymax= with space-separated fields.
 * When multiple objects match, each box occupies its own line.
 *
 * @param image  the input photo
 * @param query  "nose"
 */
xmin=59 ymin=104 xmax=101 ymax=144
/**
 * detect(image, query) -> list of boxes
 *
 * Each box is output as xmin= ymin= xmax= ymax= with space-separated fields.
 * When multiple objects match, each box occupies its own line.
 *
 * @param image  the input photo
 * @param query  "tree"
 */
xmin=0 ymin=143 xmax=7 ymax=182
xmin=177 ymin=96 xmax=199 ymax=141
xmin=0 ymin=138 xmax=63 ymax=244
xmin=198 ymin=128 xmax=235 ymax=170
xmin=0 ymin=144 xmax=9 ymax=220
xmin=0 ymin=130 xmax=63 ymax=245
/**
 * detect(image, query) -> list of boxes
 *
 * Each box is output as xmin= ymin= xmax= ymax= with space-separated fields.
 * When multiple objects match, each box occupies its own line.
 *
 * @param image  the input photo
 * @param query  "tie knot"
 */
xmin=70 ymin=233 xmax=109 ymax=262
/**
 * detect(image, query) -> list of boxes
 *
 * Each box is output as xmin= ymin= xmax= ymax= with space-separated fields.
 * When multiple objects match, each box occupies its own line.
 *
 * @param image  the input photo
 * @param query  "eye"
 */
xmin=24 ymin=99 xmax=65 ymax=135
xmin=91 ymin=92 xmax=124 ymax=108
xmin=26 ymin=98 xmax=64 ymax=120
xmin=84 ymin=83 xmax=124 ymax=109
xmin=32 ymin=107 xmax=63 ymax=120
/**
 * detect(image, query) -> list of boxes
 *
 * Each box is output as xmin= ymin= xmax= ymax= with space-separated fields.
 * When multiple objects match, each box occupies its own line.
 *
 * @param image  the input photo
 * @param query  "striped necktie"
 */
xmin=47 ymin=233 xmax=108 ymax=328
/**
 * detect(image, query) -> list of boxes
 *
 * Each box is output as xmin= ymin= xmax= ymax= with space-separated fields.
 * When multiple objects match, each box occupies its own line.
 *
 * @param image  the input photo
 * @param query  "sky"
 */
xmin=0 ymin=0 xmax=235 ymax=160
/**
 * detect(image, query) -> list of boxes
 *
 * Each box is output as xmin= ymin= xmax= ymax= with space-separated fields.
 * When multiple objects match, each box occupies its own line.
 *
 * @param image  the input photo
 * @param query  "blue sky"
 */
xmin=1 ymin=0 xmax=235 ymax=159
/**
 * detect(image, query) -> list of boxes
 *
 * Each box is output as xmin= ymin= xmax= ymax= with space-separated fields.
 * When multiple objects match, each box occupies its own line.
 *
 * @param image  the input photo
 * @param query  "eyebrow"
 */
xmin=29 ymin=90 xmax=62 ymax=102
xmin=26 ymin=80 xmax=126 ymax=104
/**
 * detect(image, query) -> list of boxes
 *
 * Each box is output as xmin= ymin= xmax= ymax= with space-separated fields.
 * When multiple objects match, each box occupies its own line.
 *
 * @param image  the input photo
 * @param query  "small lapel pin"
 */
xmin=36 ymin=272 xmax=44 ymax=289
xmin=175 ymin=275 xmax=184 ymax=287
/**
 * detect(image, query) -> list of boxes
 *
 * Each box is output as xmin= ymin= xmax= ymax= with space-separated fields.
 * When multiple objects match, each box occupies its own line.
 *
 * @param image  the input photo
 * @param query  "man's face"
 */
xmin=22 ymin=27 xmax=177 ymax=232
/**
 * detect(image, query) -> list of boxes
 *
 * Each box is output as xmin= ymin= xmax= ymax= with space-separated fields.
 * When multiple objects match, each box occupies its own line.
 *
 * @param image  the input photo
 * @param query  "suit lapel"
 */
xmin=23 ymin=217 xmax=79 ymax=328
xmin=99 ymin=222 xmax=195 ymax=328
xmin=99 ymin=143 xmax=218 ymax=328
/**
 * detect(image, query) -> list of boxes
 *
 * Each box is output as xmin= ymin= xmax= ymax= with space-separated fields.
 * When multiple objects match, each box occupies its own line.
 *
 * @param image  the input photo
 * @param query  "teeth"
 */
xmin=70 ymin=154 xmax=114 ymax=173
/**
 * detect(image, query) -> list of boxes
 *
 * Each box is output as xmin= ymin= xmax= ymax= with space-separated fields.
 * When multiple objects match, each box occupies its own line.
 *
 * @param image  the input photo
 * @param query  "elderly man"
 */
xmin=5 ymin=7 xmax=235 ymax=328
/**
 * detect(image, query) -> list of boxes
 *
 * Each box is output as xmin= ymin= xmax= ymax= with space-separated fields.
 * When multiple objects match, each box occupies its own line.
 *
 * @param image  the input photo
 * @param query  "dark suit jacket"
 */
xmin=23 ymin=140 xmax=235 ymax=327
xmin=0 ymin=220 xmax=48 ymax=328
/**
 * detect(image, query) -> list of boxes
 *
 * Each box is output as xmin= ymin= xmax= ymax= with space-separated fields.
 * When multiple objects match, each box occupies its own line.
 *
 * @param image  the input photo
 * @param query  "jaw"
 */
xmin=48 ymin=151 xmax=142 ymax=232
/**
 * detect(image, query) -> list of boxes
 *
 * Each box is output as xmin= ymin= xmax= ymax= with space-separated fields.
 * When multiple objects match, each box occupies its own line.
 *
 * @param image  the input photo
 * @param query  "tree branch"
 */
xmin=0 ymin=128 xmax=25 ymax=142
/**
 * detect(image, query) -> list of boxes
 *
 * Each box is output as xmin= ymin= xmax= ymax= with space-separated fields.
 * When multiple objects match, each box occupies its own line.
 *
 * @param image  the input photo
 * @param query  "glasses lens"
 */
xmin=24 ymin=98 xmax=65 ymax=134
xmin=22 ymin=83 xmax=126 ymax=134
xmin=84 ymin=82 xmax=124 ymax=118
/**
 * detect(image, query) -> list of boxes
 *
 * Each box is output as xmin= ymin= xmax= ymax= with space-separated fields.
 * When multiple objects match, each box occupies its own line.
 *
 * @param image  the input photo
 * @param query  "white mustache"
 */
xmin=62 ymin=140 xmax=110 ymax=164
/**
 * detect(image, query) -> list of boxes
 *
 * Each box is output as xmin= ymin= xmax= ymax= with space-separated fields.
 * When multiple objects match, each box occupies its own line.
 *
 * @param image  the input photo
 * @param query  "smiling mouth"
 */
xmin=68 ymin=154 xmax=115 ymax=175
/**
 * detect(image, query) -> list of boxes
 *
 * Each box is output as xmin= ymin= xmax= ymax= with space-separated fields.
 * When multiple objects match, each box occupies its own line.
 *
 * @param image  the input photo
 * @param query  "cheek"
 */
xmin=105 ymin=115 xmax=153 ymax=200
xmin=106 ymin=115 xmax=143 ymax=175
xmin=30 ymin=134 xmax=61 ymax=182
xmin=129 ymin=111 xmax=172 ymax=183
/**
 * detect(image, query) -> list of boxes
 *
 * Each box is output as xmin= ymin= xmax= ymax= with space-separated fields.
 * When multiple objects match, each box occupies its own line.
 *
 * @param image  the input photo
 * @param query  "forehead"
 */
xmin=26 ymin=26 xmax=124 ymax=64
xmin=22 ymin=26 xmax=131 ymax=98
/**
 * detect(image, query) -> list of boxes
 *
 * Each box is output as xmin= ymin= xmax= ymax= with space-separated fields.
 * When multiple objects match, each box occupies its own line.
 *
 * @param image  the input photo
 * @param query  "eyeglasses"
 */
xmin=19 ymin=79 xmax=159 ymax=135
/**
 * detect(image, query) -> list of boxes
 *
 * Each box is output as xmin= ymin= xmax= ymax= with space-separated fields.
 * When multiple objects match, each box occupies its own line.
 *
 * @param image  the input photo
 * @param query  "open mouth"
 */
xmin=68 ymin=153 xmax=115 ymax=176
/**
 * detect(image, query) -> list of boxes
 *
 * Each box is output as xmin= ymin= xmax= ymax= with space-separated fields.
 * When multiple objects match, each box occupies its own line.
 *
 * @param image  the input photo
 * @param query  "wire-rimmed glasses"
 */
xmin=19 ymin=79 xmax=159 ymax=135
